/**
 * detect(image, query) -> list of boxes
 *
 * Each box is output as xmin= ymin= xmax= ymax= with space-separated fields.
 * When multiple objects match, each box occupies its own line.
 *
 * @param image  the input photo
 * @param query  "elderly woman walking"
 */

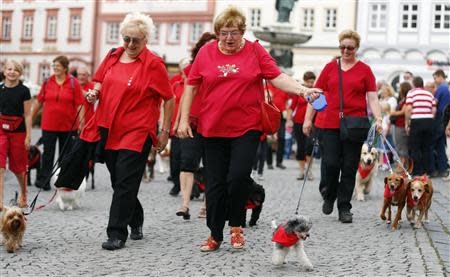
xmin=82 ymin=12 xmax=174 ymax=250
xmin=177 ymin=6 xmax=320 ymax=252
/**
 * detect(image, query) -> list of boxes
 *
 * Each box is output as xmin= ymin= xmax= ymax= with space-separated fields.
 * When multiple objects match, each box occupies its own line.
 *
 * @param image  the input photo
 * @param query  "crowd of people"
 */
xmin=1 ymin=6 xmax=449 ymax=254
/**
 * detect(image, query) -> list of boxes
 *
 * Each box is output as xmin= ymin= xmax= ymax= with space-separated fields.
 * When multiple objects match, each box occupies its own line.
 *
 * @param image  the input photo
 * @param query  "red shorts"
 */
xmin=0 ymin=130 xmax=27 ymax=173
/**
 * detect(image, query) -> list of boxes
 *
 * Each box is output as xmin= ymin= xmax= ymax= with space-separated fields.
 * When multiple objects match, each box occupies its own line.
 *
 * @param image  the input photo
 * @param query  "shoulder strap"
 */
xmin=338 ymin=58 xmax=344 ymax=118
xmin=252 ymin=41 xmax=272 ymax=103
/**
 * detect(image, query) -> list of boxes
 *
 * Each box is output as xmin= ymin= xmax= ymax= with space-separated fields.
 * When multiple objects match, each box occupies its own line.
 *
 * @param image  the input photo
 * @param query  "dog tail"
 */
xmin=271 ymin=220 xmax=278 ymax=229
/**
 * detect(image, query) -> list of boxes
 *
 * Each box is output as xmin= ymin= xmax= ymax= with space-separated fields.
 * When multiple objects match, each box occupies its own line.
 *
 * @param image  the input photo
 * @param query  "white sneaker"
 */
xmin=257 ymin=174 xmax=264 ymax=181
xmin=307 ymin=171 xmax=314 ymax=180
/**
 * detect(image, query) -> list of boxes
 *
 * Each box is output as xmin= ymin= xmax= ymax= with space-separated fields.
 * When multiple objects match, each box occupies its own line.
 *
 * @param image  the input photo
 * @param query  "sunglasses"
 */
xmin=219 ymin=31 xmax=241 ymax=38
xmin=339 ymin=45 xmax=356 ymax=51
xmin=123 ymin=36 xmax=145 ymax=44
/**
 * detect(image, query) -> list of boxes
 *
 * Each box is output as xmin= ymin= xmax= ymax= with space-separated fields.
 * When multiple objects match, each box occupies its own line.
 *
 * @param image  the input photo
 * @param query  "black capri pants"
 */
xmin=293 ymin=123 xmax=313 ymax=161
xmin=180 ymin=130 xmax=203 ymax=172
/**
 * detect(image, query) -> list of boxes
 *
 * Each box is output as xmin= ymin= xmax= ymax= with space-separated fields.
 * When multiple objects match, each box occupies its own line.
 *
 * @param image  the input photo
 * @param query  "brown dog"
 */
xmin=1 ymin=206 xmax=27 ymax=253
xmin=380 ymin=174 xmax=407 ymax=230
xmin=406 ymin=176 xmax=433 ymax=229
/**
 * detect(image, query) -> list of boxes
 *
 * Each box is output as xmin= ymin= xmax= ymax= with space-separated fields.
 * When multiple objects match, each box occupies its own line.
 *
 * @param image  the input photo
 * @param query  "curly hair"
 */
xmin=213 ymin=6 xmax=246 ymax=36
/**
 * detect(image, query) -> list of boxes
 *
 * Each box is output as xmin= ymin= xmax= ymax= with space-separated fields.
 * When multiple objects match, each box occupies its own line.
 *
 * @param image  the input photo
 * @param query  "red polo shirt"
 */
xmin=37 ymin=74 xmax=84 ymax=132
xmin=81 ymin=82 xmax=95 ymax=124
xmin=81 ymin=47 xmax=174 ymax=152
xmin=187 ymin=40 xmax=281 ymax=137
xmin=314 ymin=60 xmax=376 ymax=129
xmin=290 ymin=95 xmax=308 ymax=124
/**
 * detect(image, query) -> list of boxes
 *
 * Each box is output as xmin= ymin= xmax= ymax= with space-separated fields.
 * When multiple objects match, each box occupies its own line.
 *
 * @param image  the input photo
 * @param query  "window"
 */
xmin=22 ymin=62 xmax=30 ymax=81
xmin=432 ymin=4 xmax=450 ymax=30
xmin=23 ymin=15 xmax=34 ymax=39
xmin=325 ymin=9 xmax=337 ymax=30
xmin=168 ymin=23 xmax=181 ymax=43
xmin=150 ymin=23 xmax=159 ymax=45
xmin=189 ymin=22 xmax=203 ymax=43
xmin=70 ymin=15 xmax=81 ymax=39
xmin=1 ymin=12 xmax=12 ymax=40
xmin=106 ymin=22 xmax=120 ymax=43
xmin=400 ymin=3 xmax=418 ymax=30
xmin=302 ymin=8 xmax=314 ymax=29
xmin=249 ymin=8 xmax=261 ymax=28
xmin=46 ymin=15 xmax=57 ymax=40
xmin=369 ymin=3 xmax=387 ymax=30
xmin=39 ymin=63 xmax=51 ymax=84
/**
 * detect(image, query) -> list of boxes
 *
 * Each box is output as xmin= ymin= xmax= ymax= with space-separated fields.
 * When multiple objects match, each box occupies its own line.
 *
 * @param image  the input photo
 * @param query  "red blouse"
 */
xmin=37 ymin=74 xmax=84 ymax=132
xmin=81 ymin=47 xmax=174 ymax=152
xmin=187 ymin=40 xmax=281 ymax=137
xmin=290 ymin=95 xmax=308 ymax=124
xmin=314 ymin=60 xmax=376 ymax=129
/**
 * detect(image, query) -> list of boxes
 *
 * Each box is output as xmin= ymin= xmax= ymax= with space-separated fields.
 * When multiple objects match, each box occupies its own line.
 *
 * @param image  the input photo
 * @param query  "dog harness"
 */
xmin=358 ymin=163 xmax=375 ymax=179
xmin=272 ymin=225 xmax=299 ymax=247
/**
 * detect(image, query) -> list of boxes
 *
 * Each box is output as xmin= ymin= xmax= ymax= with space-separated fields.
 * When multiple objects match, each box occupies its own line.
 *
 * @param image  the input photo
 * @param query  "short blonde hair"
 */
xmin=214 ymin=6 xmax=246 ymax=35
xmin=5 ymin=60 xmax=23 ymax=75
xmin=382 ymin=84 xmax=395 ymax=97
xmin=338 ymin=29 xmax=361 ymax=48
xmin=120 ymin=12 xmax=153 ymax=39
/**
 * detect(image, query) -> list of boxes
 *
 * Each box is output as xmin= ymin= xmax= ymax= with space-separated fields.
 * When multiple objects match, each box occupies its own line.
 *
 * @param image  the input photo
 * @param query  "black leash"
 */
xmin=294 ymin=135 xmax=320 ymax=215
xmin=24 ymin=106 xmax=83 ymax=215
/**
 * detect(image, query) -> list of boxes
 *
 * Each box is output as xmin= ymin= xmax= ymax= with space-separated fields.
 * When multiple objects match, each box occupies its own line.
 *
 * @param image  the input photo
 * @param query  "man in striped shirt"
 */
xmin=405 ymin=76 xmax=437 ymax=176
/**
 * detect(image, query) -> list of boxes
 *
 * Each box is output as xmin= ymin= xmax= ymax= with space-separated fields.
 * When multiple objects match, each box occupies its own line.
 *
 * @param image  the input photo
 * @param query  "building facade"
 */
xmin=357 ymin=0 xmax=450 ymax=89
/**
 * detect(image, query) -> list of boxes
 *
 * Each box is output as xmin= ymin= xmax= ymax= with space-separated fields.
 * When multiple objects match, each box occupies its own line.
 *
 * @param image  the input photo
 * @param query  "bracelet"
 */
xmin=160 ymin=128 xmax=170 ymax=134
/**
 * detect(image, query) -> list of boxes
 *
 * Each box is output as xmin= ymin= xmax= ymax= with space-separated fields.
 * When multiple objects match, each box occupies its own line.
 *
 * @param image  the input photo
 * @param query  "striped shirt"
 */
xmin=405 ymin=88 xmax=436 ymax=119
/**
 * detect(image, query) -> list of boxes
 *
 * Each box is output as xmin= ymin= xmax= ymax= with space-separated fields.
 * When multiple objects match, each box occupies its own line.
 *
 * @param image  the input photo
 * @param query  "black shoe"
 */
xmin=276 ymin=164 xmax=286 ymax=169
xmin=267 ymin=165 xmax=274 ymax=170
xmin=322 ymin=200 xmax=334 ymax=215
xmin=339 ymin=210 xmax=353 ymax=223
xmin=101 ymin=238 xmax=125 ymax=250
xmin=169 ymin=186 xmax=180 ymax=196
xmin=167 ymin=175 xmax=173 ymax=182
xmin=430 ymin=171 xmax=439 ymax=178
xmin=130 ymin=226 xmax=143 ymax=240
xmin=176 ymin=208 xmax=190 ymax=220
xmin=42 ymin=183 xmax=51 ymax=191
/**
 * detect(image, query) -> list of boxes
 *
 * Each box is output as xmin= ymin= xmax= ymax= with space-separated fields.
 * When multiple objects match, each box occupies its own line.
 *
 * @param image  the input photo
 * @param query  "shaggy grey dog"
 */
xmin=271 ymin=215 xmax=313 ymax=271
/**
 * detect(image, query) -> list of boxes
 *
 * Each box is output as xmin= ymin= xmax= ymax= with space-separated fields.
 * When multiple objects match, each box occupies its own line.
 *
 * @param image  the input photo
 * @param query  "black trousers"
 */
xmin=38 ymin=130 xmax=74 ymax=185
xmin=293 ymin=123 xmax=313 ymax=161
xmin=101 ymin=128 xmax=152 ymax=242
xmin=409 ymin=118 xmax=434 ymax=176
xmin=253 ymin=139 xmax=267 ymax=175
xmin=267 ymin=117 xmax=286 ymax=166
xmin=321 ymin=129 xmax=362 ymax=212
xmin=203 ymin=130 xmax=260 ymax=241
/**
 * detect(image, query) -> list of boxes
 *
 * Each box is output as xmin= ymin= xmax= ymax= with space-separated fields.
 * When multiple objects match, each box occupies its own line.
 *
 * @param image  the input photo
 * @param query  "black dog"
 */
xmin=27 ymin=145 xmax=41 ymax=187
xmin=245 ymin=180 xmax=266 ymax=227
xmin=191 ymin=167 xmax=206 ymax=200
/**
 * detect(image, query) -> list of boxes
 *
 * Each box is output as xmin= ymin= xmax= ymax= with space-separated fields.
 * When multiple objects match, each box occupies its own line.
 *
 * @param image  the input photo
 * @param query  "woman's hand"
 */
xmin=24 ymin=135 xmax=31 ymax=151
xmin=86 ymin=89 xmax=98 ymax=103
xmin=375 ymin=117 xmax=383 ymax=134
xmin=303 ymin=88 xmax=322 ymax=102
xmin=176 ymin=119 xmax=193 ymax=139
xmin=156 ymin=131 xmax=169 ymax=153
xmin=303 ymin=119 xmax=313 ymax=136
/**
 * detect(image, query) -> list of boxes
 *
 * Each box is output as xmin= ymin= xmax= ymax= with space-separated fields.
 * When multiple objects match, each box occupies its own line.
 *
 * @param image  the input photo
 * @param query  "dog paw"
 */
xmin=386 ymin=220 xmax=391 ymax=224
xmin=413 ymin=223 xmax=422 ymax=229
xmin=356 ymin=196 xmax=364 ymax=201
xmin=302 ymin=263 xmax=314 ymax=271
xmin=380 ymin=215 xmax=386 ymax=221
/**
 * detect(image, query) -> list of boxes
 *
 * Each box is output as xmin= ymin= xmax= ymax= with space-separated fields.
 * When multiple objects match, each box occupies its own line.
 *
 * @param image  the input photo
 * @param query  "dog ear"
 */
xmin=406 ymin=181 xmax=412 ymax=191
xmin=424 ymin=183 xmax=430 ymax=193
xmin=384 ymin=177 xmax=388 ymax=185
xmin=398 ymin=177 xmax=404 ymax=186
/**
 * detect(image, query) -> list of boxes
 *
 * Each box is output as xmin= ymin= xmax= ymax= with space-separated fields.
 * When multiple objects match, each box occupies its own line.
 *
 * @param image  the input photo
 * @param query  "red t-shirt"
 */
xmin=171 ymin=80 xmax=184 ymax=135
xmin=37 ymin=74 xmax=84 ymax=131
xmin=81 ymin=82 xmax=95 ymax=124
xmin=395 ymin=100 xmax=406 ymax=128
xmin=187 ymin=40 xmax=281 ymax=137
xmin=268 ymin=83 xmax=290 ymax=112
xmin=290 ymin=95 xmax=308 ymax=124
xmin=81 ymin=47 xmax=174 ymax=152
xmin=170 ymin=72 xmax=183 ymax=86
xmin=314 ymin=60 xmax=376 ymax=129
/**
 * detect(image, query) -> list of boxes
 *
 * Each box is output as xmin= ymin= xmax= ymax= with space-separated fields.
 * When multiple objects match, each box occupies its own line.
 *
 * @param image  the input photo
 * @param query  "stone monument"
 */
xmin=253 ymin=0 xmax=311 ymax=73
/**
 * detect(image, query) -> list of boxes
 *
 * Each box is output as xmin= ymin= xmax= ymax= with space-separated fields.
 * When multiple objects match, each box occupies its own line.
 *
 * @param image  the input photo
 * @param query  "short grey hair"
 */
xmin=119 ymin=12 xmax=153 ymax=39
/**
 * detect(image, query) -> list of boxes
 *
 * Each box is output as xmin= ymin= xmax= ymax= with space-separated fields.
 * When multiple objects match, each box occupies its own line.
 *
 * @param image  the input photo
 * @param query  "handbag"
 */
xmin=337 ymin=59 xmax=370 ymax=142
xmin=260 ymin=81 xmax=281 ymax=135
xmin=0 ymin=115 xmax=23 ymax=131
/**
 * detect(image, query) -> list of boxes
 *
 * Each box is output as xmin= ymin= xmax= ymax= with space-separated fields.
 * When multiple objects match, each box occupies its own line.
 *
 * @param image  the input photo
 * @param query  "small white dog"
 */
xmin=271 ymin=215 xmax=313 ymax=271
xmin=52 ymin=169 xmax=87 ymax=211
xmin=354 ymin=143 xmax=378 ymax=201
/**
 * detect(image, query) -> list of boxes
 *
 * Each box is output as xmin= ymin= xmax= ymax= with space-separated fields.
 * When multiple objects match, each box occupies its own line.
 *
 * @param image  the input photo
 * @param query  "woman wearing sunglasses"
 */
xmin=82 ymin=12 xmax=174 ymax=251
xmin=303 ymin=30 xmax=382 ymax=224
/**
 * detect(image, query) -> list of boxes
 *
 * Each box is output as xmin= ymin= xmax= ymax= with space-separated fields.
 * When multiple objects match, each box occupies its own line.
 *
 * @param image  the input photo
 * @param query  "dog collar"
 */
xmin=406 ymin=190 xmax=425 ymax=208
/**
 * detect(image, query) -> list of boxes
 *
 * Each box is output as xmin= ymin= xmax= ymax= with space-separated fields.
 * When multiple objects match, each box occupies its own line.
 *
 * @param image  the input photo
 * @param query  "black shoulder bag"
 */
xmin=338 ymin=58 xmax=370 ymax=142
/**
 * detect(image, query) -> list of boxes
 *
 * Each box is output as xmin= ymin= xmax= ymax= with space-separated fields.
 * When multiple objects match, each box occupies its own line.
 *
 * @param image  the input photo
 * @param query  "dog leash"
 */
xmin=379 ymin=135 xmax=394 ymax=175
xmin=24 ymin=106 xmax=83 ymax=215
xmin=379 ymin=133 xmax=412 ymax=180
xmin=294 ymin=136 xmax=319 ymax=215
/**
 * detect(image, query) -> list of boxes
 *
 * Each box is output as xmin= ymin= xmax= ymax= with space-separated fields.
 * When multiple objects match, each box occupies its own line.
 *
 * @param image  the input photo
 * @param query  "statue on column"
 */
xmin=275 ymin=0 xmax=298 ymax=23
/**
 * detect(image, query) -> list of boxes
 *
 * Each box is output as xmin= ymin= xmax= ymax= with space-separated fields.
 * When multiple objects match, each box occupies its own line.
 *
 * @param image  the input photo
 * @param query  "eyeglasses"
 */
xmin=219 ymin=31 xmax=241 ymax=38
xmin=123 ymin=36 xmax=145 ymax=44
xmin=339 ymin=45 xmax=356 ymax=51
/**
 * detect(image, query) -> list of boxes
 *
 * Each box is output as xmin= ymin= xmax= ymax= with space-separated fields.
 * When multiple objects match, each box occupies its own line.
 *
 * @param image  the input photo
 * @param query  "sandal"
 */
xmin=200 ymin=236 xmax=221 ymax=252
xmin=198 ymin=207 xmax=206 ymax=218
xmin=230 ymin=227 xmax=245 ymax=249
xmin=176 ymin=207 xmax=190 ymax=220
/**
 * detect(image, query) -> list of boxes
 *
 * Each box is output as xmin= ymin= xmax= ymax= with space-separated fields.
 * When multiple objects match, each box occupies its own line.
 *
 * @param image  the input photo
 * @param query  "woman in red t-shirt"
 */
xmin=32 ymin=55 xmax=85 ymax=191
xmin=303 ymin=30 xmax=382 ymax=224
xmin=177 ymin=6 xmax=321 ymax=252
xmin=0 ymin=60 xmax=32 ymax=210
xmin=82 ymin=12 xmax=174 ymax=251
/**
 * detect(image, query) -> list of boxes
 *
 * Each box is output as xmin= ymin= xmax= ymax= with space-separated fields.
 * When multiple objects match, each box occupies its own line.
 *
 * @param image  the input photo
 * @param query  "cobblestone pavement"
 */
xmin=1 ymin=131 xmax=449 ymax=276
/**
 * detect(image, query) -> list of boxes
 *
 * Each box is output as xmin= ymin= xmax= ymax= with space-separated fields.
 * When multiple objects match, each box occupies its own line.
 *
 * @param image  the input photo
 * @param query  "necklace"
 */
xmin=218 ymin=39 xmax=245 ymax=54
